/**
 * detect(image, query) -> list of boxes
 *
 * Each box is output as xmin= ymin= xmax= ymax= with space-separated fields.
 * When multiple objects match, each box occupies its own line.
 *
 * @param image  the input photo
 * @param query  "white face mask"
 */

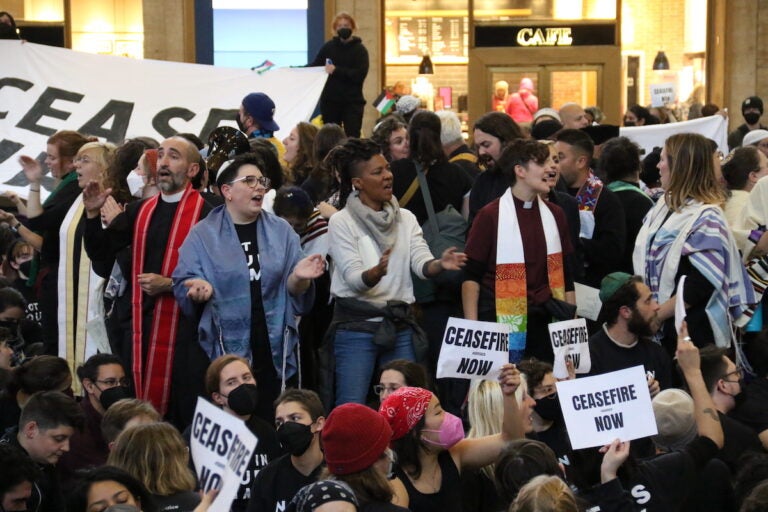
xmin=126 ymin=170 xmax=146 ymax=198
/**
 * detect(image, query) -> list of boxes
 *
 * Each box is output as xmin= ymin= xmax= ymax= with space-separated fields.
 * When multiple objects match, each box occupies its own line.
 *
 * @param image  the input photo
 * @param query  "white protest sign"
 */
xmin=556 ymin=365 xmax=657 ymax=450
xmin=0 ymin=40 xmax=327 ymax=198
xmin=190 ymin=397 xmax=259 ymax=512
xmin=620 ymin=115 xmax=728 ymax=158
xmin=574 ymin=283 xmax=602 ymax=321
xmin=436 ymin=317 xmax=509 ymax=380
xmin=549 ymin=318 xmax=591 ymax=379
xmin=674 ymin=275 xmax=687 ymax=334
xmin=649 ymin=82 xmax=676 ymax=107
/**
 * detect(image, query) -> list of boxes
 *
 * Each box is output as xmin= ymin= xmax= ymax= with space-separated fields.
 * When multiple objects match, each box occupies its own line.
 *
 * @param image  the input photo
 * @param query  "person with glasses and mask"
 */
xmin=195 ymin=354 xmax=281 ymax=512
xmin=173 ymin=153 xmax=324 ymax=425
xmin=57 ymin=353 xmax=129 ymax=483
xmin=248 ymin=389 xmax=326 ymax=512
xmin=699 ymin=346 xmax=763 ymax=472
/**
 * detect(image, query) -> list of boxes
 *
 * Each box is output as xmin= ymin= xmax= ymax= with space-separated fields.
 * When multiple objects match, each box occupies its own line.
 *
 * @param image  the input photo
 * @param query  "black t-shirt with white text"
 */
xmin=234 ymin=221 xmax=272 ymax=377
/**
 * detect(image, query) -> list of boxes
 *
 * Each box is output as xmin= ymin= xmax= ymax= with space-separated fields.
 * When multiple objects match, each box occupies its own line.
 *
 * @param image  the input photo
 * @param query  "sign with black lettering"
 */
xmin=548 ymin=318 xmax=591 ymax=379
xmin=556 ymin=366 xmax=656 ymax=449
xmin=650 ymin=82 xmax=676 ymax=107
xmin=436 ymin=317 xmax=509 ymax=380
xmin=190 ymin=397 xmax=258 ymax=512
xmin=0 ymin=41 xmax=327 ymax=199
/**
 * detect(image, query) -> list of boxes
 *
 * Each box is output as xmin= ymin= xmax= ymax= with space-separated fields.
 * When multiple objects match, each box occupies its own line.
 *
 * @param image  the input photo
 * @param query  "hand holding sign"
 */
xmin=498 ymin=364 xmax=520 ymax=396
xmin=549 ymin=318 xmax=591 ymax=379
xmin=599 ymin=439 xmax=630 ymax=483
xmin=436 ymin=318 xmax=510 ymax=380
xmin=675 ymin=321 xmax=699 ymax=373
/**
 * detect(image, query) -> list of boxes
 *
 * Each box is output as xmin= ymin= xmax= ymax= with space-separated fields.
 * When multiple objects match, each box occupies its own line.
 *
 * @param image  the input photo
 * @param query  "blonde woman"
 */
xmin=510 ymin=475 xmax=579 ymax=512
xmin=108 ymin=422 xmax=200 ymax=511
xmin=462 ymin=378 xmax=536 ymax=512
xmin=633 ymin=133 xmax=755 ymax=351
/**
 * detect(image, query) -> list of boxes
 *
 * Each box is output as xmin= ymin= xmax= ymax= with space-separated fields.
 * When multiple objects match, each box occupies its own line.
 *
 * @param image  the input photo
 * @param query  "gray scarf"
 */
xmin=345 ymin=192 xmax=400 ymax=251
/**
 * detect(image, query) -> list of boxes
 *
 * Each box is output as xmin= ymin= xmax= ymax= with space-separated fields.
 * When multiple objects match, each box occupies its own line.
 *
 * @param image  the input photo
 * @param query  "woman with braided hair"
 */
xmin=325 ymin=138 xmax=467 ymax=406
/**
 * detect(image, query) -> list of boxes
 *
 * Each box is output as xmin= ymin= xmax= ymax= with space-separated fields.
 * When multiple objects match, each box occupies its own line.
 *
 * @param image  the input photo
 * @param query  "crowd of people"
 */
xmin=4 ymin=9 xmax=768 ymax=512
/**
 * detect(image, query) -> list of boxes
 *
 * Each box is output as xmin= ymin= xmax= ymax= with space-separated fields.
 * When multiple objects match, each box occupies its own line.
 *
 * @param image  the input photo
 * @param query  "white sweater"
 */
xmin=328 ymin=207 xmax=435 ymax=307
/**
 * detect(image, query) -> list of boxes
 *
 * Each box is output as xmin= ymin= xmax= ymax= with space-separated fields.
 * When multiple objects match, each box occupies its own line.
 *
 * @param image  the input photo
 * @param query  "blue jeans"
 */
xmin=334 ymin=328 xmax=415 ymax=405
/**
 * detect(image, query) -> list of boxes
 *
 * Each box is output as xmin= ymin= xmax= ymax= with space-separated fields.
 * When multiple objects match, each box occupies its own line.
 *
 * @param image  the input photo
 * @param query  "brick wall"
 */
xmin=384 ymin=64 xmax=469 ymax=112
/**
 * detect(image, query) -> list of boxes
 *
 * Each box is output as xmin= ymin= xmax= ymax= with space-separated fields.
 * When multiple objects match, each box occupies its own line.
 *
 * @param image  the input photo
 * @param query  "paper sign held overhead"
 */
xmin=674 ymin=275 xmax=686 ymax=335
xmin=190 ymin=397 xmax=259 ymax=512
xmin=650 ymin=82 xmax=676 ymax=107
xmin=436 ymin=317 xmax=510 ymax=380
xmin=556 ymin=366 xmax=657 ymax=450
xmin=549 ymin=318 xmax=591 ymax=379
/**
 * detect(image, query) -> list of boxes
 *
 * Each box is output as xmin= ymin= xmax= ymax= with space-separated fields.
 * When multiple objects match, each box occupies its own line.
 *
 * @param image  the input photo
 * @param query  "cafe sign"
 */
xmin=475 ymin=23 xmax=616 ymax=47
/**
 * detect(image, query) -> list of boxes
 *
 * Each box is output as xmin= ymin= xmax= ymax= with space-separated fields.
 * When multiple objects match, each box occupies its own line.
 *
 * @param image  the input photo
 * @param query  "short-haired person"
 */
xmin=559 ymin=103 xmax=590 ymax=129
xmin=469 ymin=112 xmax=524 ymax=222
xmin=375 ymin=359 xmax=430 ymax=404
xmin=202 ymin=355 xmax=281 ymax=512
xmin=321 ymin=403 xmax=408 ymax=512
xmin=173 ymin=153 xmax=324 ymax=423
xmin=0 ymin=391 xmax=84 ymax=512
xmin=699 ymin=346 xmax=763 ymax=472
xmin=325 ymin=138 xmax=466 ymax=406
xmin=728 ymin=96 xmax=767 ymax=151
xmin=436 ymin=110 xmax=480 ymax=178
xmin=248 ymin=389 xmax=326 ymax=512
xmin=237 ymin=92 xmax=286 ymax=159
xmin=588 ymin=273 xmax=672 ymax=393
xmin=0 ymin=443 xmax=41 ymax=512
xmin=598 ymin=136 xmax=654 ymax=273
xmin=100 ymin=398 xmax=159 ymax=448
xmin=308 ymin=12 xmax=369 ymax=137
xmin=57 ymin=353 xmax=129 ymax=481
xmin=371 ymin=116 xmax=410 ymax=163
xmin=555 ymin=129 xmax=626 ymax=288
xmin=0 ymin=355 xmax=72 ymax=432
xmin=463 ymin=139 xmax=575 ymax=363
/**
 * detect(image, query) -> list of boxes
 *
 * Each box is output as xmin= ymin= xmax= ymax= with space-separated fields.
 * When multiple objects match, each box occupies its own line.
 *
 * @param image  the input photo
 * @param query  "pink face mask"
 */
xmin=421 ymin=412 xmax=465 ymax=449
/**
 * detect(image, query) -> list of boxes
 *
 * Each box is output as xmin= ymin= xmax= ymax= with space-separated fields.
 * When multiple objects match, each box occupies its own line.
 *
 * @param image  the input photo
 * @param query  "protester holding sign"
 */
xmin=325 ymin=138 xmax=466 ymax=406
xmin=202 ymin=355 xmax=282 ymax=512
xmin=378 ymin=364 xmax=523 ymax=512
xmin=463 ymin=139 xmax=575 ymax=363
xmin=587 ymin=273 xmax=673 ymax=395
xmin=571 ymin=323 xmax=726 ymax=511
xmin=633 ymin=133 xmax=755 ymax=352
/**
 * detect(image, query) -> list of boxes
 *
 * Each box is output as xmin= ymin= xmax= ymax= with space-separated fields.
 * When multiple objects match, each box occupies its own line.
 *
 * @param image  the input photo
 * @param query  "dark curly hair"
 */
xmin=326 ymin=138 xmax=383 ymax=208
xmin=496 ymin=139 xmax=551 ymax=187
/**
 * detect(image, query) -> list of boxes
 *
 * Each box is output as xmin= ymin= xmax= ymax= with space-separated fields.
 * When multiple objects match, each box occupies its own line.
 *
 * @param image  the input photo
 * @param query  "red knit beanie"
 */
xmin=322 ymin=403 xmax=392 ymax=476
xmin=378 ymin=387 xmax=433 ymax=440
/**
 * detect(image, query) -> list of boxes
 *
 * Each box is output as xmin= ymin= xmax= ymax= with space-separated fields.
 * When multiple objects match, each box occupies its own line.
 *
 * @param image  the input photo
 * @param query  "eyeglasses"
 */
xmin=229 ymin=175 xmax=270 ymax=189
xmin=374 ymin=384 xmax=401 ymax=396
xmin=96 ymin=378 xmax=130 ymax=388
xmin=721 ymin=368 xmax=744 ymax=383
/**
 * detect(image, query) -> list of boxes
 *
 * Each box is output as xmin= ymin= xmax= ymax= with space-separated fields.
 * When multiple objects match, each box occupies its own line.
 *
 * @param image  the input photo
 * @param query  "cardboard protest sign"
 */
xmin=190 ymin=397 xmax=259 ymax=512
xmin=549 ymin=318 xmax=591 ymax=379
xmin=556 ymin=365 xmax=657 ymax=450
xmin=436 ymin=317 xmax=509 ymax=379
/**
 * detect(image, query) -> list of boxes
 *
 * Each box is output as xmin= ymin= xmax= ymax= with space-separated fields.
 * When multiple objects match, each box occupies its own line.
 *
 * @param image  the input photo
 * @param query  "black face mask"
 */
xmin=0 ymin=319 xmax=19 ymax=332
xmin=277 ymin=421 xmax=314 ymax=456
xmin=337 ymin=28 xmax=352 ymax=40
xmin=100 ymin=386 xmax=133 ymax=411
xmin=18 ymin=260 xmax=32 ymax=277
xmin=534 ymin=394 xmax=562 ymax=422
xmin=224 ymin=383 xmax=259 ymax=416
xmin=235 ymin=113 xmax=248 ymax=133
xmin=745 ymin=112 xmax=762 ymax=125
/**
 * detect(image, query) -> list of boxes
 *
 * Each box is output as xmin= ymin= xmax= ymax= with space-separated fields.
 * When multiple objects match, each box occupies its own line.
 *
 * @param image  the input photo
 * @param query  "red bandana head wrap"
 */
xmin=378 ymin=386 xmax=433 ymax=440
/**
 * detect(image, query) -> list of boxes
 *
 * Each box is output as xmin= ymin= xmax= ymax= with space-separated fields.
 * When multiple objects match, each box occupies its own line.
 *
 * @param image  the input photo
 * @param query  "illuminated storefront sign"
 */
xmin=475 ymin=23 xmax=616 ymax=47
xmin=516 ymin=27 xmax=573 ymax=46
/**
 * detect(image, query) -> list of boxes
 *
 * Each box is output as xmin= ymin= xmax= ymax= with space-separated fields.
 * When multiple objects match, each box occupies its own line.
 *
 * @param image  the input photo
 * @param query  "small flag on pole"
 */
xmin=251 ymin=60 xmax=275 ymax=74
xmin=374 ymin=90 xmax=396 ymax=115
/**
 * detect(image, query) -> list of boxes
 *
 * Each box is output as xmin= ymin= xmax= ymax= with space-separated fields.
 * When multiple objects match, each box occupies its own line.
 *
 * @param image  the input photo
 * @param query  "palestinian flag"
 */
xmin=251 ymin=60 xmax=275 ymax=75
xmin=374 ymin=90 xmax=396 ymax=115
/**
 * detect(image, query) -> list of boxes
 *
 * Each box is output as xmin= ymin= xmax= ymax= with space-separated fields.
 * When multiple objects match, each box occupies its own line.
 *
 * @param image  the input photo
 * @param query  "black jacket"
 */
xmin=309 ymin=36 xmax=369 ymax=104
